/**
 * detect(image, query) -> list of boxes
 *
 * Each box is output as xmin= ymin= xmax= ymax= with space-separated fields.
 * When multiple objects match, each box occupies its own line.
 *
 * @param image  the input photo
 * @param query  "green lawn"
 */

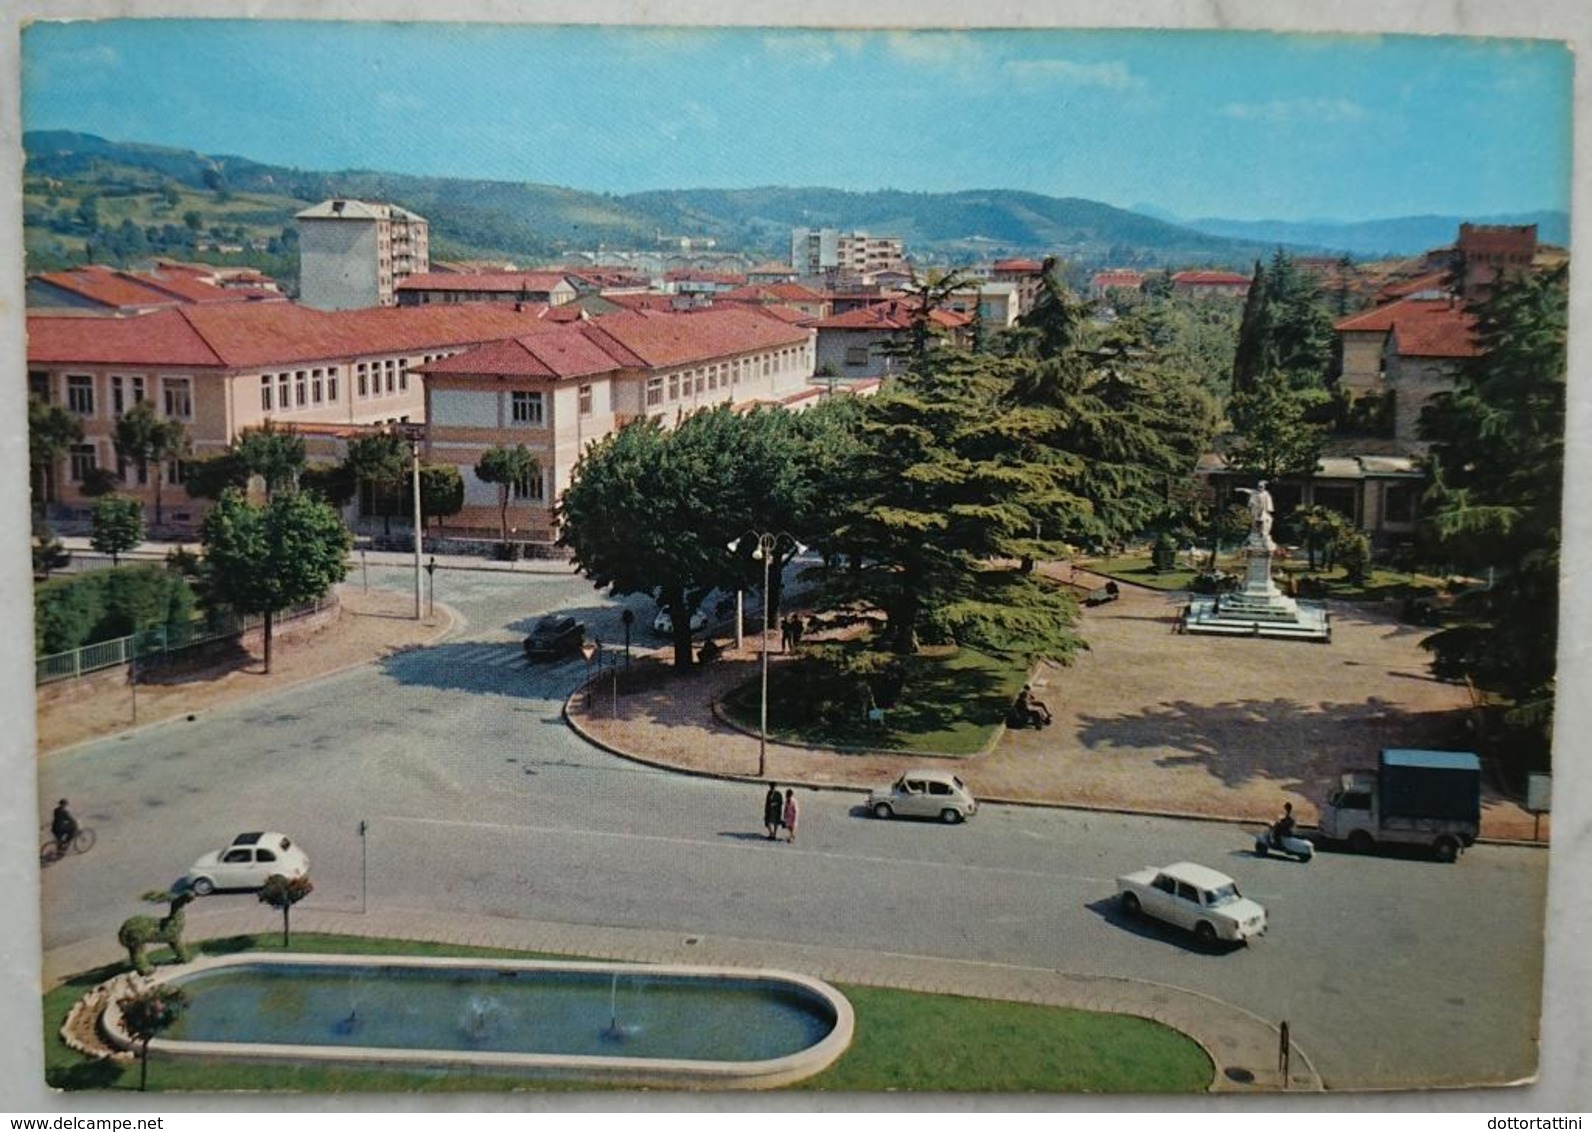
xmin=720 ymin=643 xmax=1031 ymax=756
xmin=43 ymin=934 xmax=1211 ymax=1094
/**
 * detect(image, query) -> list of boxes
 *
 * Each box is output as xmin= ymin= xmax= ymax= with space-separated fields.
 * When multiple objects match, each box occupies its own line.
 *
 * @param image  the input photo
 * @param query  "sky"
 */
xmin=19 ymin=21 xmax=1576 ymax=227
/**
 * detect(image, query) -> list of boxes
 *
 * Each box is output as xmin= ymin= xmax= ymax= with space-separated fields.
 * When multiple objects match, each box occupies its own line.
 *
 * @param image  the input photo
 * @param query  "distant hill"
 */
xmin=30 ymin=130 xmax=1548 ymax=269
xmin=1180 ymin=211 xmax=1569 ymax=258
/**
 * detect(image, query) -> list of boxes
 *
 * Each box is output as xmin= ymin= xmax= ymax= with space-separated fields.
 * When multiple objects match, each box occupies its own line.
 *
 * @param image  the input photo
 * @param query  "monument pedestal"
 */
xmin=1184 ymin=531 xmax=1331 ymax=642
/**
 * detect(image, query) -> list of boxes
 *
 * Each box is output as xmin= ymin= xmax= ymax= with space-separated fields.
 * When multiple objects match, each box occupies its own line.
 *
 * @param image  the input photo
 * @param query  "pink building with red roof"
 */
xmin=418 ymin=306 xmax=816 ymax=540
xmin=26 ymin=262 xmax=286 ymax=313
xmin=396 ymin=272 xmax=580 ymax=308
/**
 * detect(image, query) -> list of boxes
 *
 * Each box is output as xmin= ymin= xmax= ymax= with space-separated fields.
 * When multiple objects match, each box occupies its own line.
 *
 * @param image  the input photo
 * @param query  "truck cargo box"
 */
xmin=1379 ymin=749 xmax=1481 ymax=823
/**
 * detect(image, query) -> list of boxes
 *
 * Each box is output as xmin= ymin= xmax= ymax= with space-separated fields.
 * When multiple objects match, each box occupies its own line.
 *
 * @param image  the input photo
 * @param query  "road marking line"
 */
xmin=379 ymin=814 xmax=1110 ymax=886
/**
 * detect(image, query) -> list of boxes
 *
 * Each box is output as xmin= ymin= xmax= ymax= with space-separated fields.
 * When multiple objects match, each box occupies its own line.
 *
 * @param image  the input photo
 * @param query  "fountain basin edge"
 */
xmin=102 ymin=952 xmax=855 ymax=1090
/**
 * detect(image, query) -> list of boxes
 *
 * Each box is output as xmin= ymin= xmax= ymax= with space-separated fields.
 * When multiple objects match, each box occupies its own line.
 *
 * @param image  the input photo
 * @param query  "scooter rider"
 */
xmin=1271 ymin=802 xmax=1296 ymax=846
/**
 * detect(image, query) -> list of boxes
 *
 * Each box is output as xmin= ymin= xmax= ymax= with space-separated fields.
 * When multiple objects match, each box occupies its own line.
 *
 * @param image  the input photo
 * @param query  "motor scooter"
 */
xmin=1253 ymin=826 xmax=1314 ymax=862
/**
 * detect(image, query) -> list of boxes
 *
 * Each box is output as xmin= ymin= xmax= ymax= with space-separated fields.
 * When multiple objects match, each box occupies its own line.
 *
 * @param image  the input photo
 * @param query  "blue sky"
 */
xmin=20 ymin=21 xmax=1574 ymax=222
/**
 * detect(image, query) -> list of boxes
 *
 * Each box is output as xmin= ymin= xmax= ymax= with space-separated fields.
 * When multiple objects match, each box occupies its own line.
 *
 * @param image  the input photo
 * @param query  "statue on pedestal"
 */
xmin=1236 ymin=481 xmax=1275 ymax=549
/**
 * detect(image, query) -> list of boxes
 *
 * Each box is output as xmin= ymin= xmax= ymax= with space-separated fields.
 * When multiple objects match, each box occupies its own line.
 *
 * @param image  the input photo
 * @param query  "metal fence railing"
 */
xmin=35 ymin=596 xmax=334 ymax=687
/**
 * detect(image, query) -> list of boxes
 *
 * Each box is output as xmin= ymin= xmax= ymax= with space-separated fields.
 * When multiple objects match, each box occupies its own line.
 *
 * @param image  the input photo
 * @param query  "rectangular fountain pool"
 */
xmin=112 ymin=953 xmax=854 ymax=1089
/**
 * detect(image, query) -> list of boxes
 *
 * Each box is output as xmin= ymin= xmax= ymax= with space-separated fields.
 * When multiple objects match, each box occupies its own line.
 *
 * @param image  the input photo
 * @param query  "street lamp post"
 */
xmin=730 ymin=531 xmax=804 ymax=778
xmin=395 ymin=423 xmax=426 ymax=621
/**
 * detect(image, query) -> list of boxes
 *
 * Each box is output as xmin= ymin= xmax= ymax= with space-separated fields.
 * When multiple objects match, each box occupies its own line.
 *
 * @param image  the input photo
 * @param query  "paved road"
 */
xmin=38 ymin=567 xmax=1546 ymax=1090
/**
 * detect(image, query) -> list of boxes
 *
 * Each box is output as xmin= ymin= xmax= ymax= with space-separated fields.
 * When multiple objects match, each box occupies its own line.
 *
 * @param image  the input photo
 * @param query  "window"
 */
xmin=164 ymin=377 xmax=193 ymax=419
xmin=167 ymin=459 xmax=187 ymax=485
xmin=385 ymin=360 xmax=396 ymax=394
xmin=646 ymin=376 xmax=664 ymax=407
xmin=29 ymin=371 xmax=50 ymax=401
xmin=399 ymin=361 xmax=409 ymax=393
xmin=295 ymin=371 xmax=308 ymax=407
xmin=326 ymin=366 xmax=339 ymax=401
xmin=694 ymin=370 xmax=705 ymax=394
xmin=1176 ymin=882 xmax=1200 ymax=903
xmin=261 ymin=375 xmax=273 ymax=411
xmin=844 ymin=346 xmax=870 ymax=367
xmin=69 ymin=443 xmax=96 ymax=482
xmin=357 ymin=363 xmax=369 ymax=398
xmin=130 ymin=376 xmax=146 ymax=406
xmin=511 ymin=391 xmax=545 ymax=425
xmin=579 ymin=384 xmax=593 ymax=415
xmin=511 ymin=470 xmax=545 ymax=502
xmin=1384 ymin=483 xmax=1418 ymax=524
xmin=112 ymin=376 xmax=125 ymax=416
xmin=312 ymin=369 xmax=324 ymax=405
xmin=707 ymin=368 xmax=718 ymax=392
xmin=278 ymin=373 xmax=291 ymax=410
xmin=67 ymin=375 xmax=94 ymax=415
xmin=667 ymin=373 xmax=680 ymax=400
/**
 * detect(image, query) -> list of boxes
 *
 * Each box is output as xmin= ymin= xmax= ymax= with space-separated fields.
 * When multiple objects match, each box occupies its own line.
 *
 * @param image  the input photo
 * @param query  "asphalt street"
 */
xmin=38 ymin=566 xmax=1547 ymax=1090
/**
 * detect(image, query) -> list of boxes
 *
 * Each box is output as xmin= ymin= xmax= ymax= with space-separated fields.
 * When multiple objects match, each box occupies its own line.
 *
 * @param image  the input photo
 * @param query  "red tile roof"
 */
xmin=27 ymin=302 xmax=563 ymax=369
xmin=1173 ymin=271 xmax=1251 ymax=286
xmin=809 ymin=300 xmax=969 ymax=331
xmin=31 ymin=264 xmax=283 ymax=310
xmin=1091 ymin=270 xmax=1146 ymax=289
xmin=420 ymin=306 xmax=811 ymax=380
xmin=992 ymin=258 xmax=1044 ymax=273
xmin=395 ymin=272 xmax=575 ymax=294
xmin=1334 ymin=296 xmax=1479 ymax=358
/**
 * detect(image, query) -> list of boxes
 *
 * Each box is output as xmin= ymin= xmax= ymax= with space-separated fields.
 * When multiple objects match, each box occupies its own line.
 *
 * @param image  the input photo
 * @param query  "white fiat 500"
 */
xmin=1116 ymin=861 xmax=1267 ymax=948
xmin=186 ymin=832 xmax=309 ymax=895
xmin=867 ymin=769 xmax=978 ymax=824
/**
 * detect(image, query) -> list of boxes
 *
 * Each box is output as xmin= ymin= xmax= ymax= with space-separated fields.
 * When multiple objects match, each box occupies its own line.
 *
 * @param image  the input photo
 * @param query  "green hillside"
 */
xmin=21 ymin=130 xmax=1305 ymax=282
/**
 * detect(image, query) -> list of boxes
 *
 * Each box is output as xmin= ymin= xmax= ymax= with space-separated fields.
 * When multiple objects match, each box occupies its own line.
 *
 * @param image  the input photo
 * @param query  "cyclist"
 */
xmin=51 ymin=798 xmax=78 ymax=853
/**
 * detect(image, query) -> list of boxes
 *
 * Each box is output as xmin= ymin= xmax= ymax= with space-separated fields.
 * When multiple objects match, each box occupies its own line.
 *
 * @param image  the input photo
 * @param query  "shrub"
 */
xmin=34 ymin=565 xmax=198 ymax=655
xmin=1151 ymin=532 xmax=1179 ymax=573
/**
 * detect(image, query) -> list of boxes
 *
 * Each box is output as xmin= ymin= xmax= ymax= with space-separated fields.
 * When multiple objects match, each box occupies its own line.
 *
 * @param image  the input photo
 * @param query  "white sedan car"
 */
xmin=1116 ymin=861 xmax=1266 ymax=947
xmin=186 ymin=832 xmax=309 ymax=895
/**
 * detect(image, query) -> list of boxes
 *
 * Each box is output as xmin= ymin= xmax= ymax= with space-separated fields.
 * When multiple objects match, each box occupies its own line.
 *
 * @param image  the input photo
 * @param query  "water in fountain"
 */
xmin=600 ymin=971 xmax=640 ymax=1043
xmin=460 ymin=994 xmax=501 ymax=1043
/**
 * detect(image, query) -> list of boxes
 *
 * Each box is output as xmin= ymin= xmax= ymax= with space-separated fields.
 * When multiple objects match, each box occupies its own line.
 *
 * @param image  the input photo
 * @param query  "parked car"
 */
xmin=867 ymin=769 xmax=978 ymax=824
xmin=1116 ymin=861 xmax=1266 ymax=947
xmin=652 ymin=605 xmax=708 ymax=636
xmin=186 ymin=832 xmax=309 ymax=896
xmin=524 ymin=614 xmax=586 ymax=660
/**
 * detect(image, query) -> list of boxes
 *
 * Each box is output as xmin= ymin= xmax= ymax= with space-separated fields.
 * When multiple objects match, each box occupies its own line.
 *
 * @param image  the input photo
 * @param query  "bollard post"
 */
xmin=1278 ymin=1020 xmax=1291 ymax=1086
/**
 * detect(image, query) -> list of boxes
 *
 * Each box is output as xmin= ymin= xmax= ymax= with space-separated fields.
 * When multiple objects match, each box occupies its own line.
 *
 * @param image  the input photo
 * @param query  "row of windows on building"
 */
xmin=642 ymin=345 xmax=810 ymax=409
xmin=257 ymin=352 xmax=462 ymax=413
xmin=34 ymin=372 xmax=195 ymax=420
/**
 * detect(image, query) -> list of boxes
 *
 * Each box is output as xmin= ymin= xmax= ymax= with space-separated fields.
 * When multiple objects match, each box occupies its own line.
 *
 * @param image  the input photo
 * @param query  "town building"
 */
xmin=790 ymin=228 xmax=906 ymax=278
xmin=990 ymin=258 xmax=1045 ymax=316
xmin=1088 ymin=269 xmax=1146 ymax=299
xmin=808 ymin=299 xmax=970 ymax=381
xmin=1171 ymin=270 xmax=1251 ymax=299
xmin=295 ymin=199 xmax=431 ymax=310
xmin=716 ymin=282 xmax=831 ymax=321
xmin=26 ymin=301 xmax=561 ymax=528
xmin=27 ymin=261 xmax=285 ymax=312
xmin=419 ymin=306 xmax=818 ymax=541
xmin=396 ymin=272 xmax=580 ymax=308
xmin=1333 ymin=293 xmax=1481 ymax=445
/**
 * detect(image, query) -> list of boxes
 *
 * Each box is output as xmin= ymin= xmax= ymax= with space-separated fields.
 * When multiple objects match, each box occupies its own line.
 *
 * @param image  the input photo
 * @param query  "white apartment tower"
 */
xmin=296 ymin=199 xmax=431 ymax=310
xmin=790 ymin=228 xmax=905 ymax=278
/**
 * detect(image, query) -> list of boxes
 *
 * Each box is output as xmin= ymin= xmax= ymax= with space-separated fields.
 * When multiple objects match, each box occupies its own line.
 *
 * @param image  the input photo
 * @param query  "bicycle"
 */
xmin=40 ymin=826 xmax=96 ymax=864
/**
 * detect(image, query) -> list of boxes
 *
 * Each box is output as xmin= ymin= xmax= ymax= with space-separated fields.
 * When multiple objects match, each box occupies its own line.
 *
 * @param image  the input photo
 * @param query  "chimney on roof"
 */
xmin=331 ymin=200 xmax=346 ymax=214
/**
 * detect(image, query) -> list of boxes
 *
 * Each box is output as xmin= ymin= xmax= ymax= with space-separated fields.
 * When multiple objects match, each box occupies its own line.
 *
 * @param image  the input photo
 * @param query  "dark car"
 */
xmin=524 ymin=614 xmax=586 ymax=660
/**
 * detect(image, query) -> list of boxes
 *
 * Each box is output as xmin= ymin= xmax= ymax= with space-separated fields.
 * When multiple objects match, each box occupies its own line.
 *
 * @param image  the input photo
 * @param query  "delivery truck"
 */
xmin=1317 ymin=749 xmax=1481 ymax=862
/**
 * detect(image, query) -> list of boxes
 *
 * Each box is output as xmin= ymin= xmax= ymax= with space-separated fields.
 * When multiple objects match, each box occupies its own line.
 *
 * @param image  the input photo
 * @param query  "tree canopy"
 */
xmin=28 ymin=394 xmax=83 ymax=510
xmin=1417 ymin=265 xmax=1567 ymax=765
xmin=474 ymin=444 xmax=539 ymax=543
xmin=90 ymin=495 xmax=145 ymax=564
xmin=112 ymin=400 xmax=188 ymax=526
xmin=199 ymin=488 xmax=351 ymax=673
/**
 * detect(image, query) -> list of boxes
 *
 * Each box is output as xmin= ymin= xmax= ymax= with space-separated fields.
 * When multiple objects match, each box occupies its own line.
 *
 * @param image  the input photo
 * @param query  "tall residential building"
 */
xmin=790 ymin=228 xmax=904 ymax=278
xmin=296 ymin=199 xmax=431 ymax=310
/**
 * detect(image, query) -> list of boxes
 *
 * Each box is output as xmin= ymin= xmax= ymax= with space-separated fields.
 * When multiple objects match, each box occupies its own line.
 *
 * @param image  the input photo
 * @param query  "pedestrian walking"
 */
xmin=763 ymin=783 xmax=784 ymax=840
xmin=782 ymin=789 xmax=799 ymax=843
xmin=791 ymin=615 xmax=805 ymax=647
